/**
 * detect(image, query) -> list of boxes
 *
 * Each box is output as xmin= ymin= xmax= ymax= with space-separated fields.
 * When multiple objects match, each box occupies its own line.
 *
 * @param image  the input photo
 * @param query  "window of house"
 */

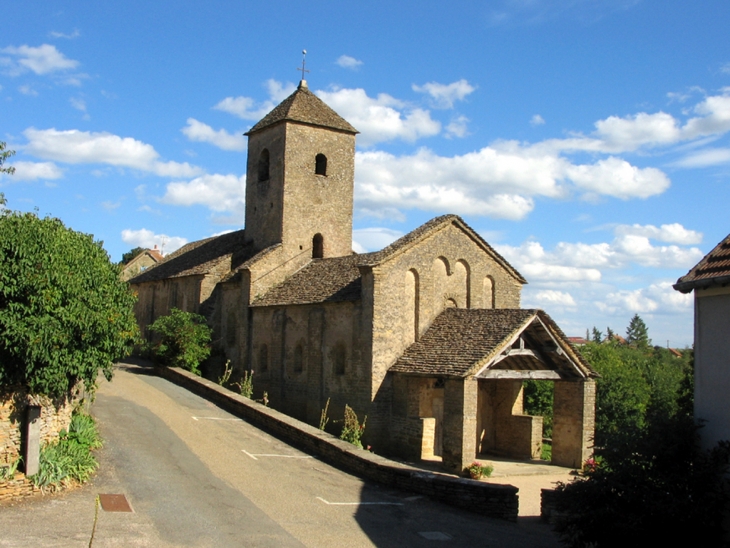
xmin=259 ymin=344 xmax=269 ymax=373
xmin=312 ymin=233 xmax=324 ymax=259
xmin=315 ymin=153 xmax=327 ymax=176
xmin=293 ymin=344 xmax=304 ymax=373
xmin=333 ymin=344 xmax=346 ymax=375
xmin=258 ymin=149 xmax=270 ymax=182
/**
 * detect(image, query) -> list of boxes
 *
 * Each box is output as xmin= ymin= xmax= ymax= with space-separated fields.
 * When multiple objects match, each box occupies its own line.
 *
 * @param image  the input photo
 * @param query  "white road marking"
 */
xmin=191 ymin=416 xmax=242 ymax=421
xmin=242 ymin=449 xmax=313 ymax=460
xmin=316 ymin=497 xmax=403 ymax=506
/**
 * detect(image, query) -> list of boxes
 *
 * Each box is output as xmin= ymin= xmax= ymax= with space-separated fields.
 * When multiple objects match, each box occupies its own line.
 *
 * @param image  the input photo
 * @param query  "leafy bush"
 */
xmin=340 ymin=404 xmax=366 ymax=449
xmin=524 ymin=379 xmax=553 ymax=438
xmin=0 ymin=208 xmax=138 ymax=398
xmin=147 ymin=308 xmax=212 ymax=374
xmin=31 ymin=411 xmax=102 ymax=490
xmin=553 ymin=416 xmax=730 ymax=546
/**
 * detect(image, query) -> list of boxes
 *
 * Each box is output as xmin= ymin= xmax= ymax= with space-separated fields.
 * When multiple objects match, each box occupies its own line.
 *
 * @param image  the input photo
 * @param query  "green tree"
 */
xmin=121 ymin=246 xmax=145 ymax=265
xmin=0 ymin=141 xmax=15 ymax=175
xmin=0 ymin=208 xmax=138 ymax=398
xmin=591 ymin=327 xmax=603 ymax=343
xmin=626 ymin=313 xmax=650 ymax=349
xmin=147 ymin=308 xmax=211 ymax=375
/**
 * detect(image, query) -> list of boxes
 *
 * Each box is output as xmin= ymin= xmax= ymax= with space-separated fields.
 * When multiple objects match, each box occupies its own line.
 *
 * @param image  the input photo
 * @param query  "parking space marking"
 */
xmin=316 ymin=497 xmax=403 ymax=506
xmin=192 ymin=416 xmax=242 ymax=421
xmin=242 ymin=449 xmax=313 ymax=460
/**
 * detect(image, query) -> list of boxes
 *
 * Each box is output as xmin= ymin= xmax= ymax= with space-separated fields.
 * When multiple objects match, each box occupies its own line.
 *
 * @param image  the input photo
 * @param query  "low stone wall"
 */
xmin=0 ymin=472 xmax=41 ymax=503
xmin=0 ymin=387 xmax=78 ymax=467
xmin=154 ymin=364 xmax=519 ymax=521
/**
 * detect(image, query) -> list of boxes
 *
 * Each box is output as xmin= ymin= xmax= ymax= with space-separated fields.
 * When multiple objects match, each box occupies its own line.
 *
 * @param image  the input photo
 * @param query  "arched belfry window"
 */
xmin=315 ymin=153 xmax=327 ymax=176
xmin=258 ymin=149 xmax=270 ymax=182
xmin=312 ymin=233 xmax=324 ymax=259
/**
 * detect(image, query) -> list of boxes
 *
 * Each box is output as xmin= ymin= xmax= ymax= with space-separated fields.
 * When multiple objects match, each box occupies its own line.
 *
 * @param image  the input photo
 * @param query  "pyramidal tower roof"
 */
xmin=245 ymin=81 xmax=358 ymax=136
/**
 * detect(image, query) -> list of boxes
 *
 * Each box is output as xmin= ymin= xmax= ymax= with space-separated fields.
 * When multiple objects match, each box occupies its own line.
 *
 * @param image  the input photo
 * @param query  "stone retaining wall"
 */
xmin=154 ymin=364 xmax=519 ymax=521
xmin=0 ymin=387 xmax=78 ymax=467
xmin=0 ymin=472 xmax=41 ymax=502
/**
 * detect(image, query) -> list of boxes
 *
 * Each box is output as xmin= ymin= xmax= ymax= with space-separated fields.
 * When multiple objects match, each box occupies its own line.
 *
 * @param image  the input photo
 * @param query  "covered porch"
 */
xmin=388 ymin=308 xmax=597 ymax=475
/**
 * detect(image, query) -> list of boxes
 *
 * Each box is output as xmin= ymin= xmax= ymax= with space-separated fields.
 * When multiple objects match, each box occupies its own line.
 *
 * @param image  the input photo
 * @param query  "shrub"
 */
xmin=0 ymin=208 xmax=138 ymax=398
xmin=340 ymin=404 xmax=366 ymax=449
xmin=147 ymin=308 xmax=211 ymax=374
xmin=553 ymin=416 xmax=730 ymax=546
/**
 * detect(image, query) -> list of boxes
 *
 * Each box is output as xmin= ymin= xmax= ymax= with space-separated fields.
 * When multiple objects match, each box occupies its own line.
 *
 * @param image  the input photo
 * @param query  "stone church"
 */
xmin=130 ymin=79 xmax=597 ymax=473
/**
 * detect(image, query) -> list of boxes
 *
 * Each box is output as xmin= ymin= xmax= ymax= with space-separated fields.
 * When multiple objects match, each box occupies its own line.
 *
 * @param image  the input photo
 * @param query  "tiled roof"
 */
xmin=674 ymin=233 xmax=730 ymax=293
xmin=246 ymin=82 xmax=358 ymax=135
xmin=129 ymin=230 xmax=254 ymax=283
xmin=389 ymin=308 xmax=595 ymax=378
xmin=251 ymin=253 xmax=369 ymax=306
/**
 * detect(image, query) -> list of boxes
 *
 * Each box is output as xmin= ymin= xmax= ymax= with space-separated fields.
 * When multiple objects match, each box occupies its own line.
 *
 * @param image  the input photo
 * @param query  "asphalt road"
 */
xmin=0 ymin=364 xmax=561 ymax=547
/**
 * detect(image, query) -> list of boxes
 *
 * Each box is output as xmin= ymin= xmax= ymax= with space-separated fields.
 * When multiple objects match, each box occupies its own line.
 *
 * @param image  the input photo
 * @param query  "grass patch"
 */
xmin=541 ymin=442 xmax=552 ymax=461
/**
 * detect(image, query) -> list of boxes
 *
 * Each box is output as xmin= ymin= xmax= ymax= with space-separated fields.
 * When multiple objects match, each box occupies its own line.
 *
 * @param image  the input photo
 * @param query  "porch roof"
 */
xmin=389 ymin=308 xmax=596 ymax=380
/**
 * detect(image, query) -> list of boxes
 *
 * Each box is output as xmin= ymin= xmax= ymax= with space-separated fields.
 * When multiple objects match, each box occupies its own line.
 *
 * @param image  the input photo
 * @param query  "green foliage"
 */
xmin=120 ymin=246 xmax=145 ymax=265
xmin=0 ymin=209 xmax=138 ymax=398
xmin=554 ymin=416 xmax=730 ymax=546
xmin=340 ymin=404 xmax=366 ymax=449
xmin=591 ymin=326 xmax=603 ymax=343
xmin=0 ymin=141 xmax=15 ymax=175
xmin=31 ymin=411 xmax=102 ymax=490
xmin=0 ymin=458 xmax=21 ymax=480
xmin=236 ymin=370 xmax=254 ymax=398
xmin=523 ymin=379 xmax=553 ymax=438
xmin=541 ymin=442 xmax=552 ymax=461
xmin=218 ymin=360 xmax=233 ymax=386
xmin=581 ymin=341 xmax=691 ymax=448
xmin=625 ymin=313 xmax=651 ymax=349
xmin=467 ymin=461 xmax=494 ymax=479
xmin=148 ymin=308 xmax=211 ymax=375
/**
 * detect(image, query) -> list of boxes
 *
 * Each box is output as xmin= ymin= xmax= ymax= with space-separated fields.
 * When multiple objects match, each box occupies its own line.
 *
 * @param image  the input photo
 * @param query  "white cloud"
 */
xmin=614 ymin=223 xmax=702 ymax=245
xmin=530 ymin=114 xmax=545 ymax=126
xmin=101 ymin=200 xmax=121 ymax=211
xmin=722 ymin=63 xmax=730 ymax=75
xmin=181 ymin=118 xmax=246 ymax=151
xmin=18 ymin=85 xmax=38 ymax=96
xmin=70 ymin=97 xmax=86 ymax=112
xmin=674 ymin=147 xmax=730 ymax=168
xmin=566 ymin=157 xmax=670 ymax=199
xmin=412 ymin=79 xmax=476 ymax=109
xmin=1 ymin=161 xmax=63 ymax=181
xmin=121 ymin=228 xmax=187 ymax=255
xmin=22 ymin=127 xmax=203 ymax=178
xmin=593 ymin=112 xmax=681 ymax=151
xmin=354 ymin=141 xmax=669 ymax=219
xmin=352 ymin=227 xmax=403 ymax=253
xmin=49 ymin=29 xmax=80 ymax=39
xmin=530 ymin=290 xmax=576 ymax=307
xmin=446 ymin=116 xmax=470 ymax=138
xmin=596 ymin=281 xmax=692 ymax=316
xmin=161 ymin=173 xmax=246 ymax=215
xmin=336 ymin=55 xmax=363 ymax=69
xmin=494 ymin=223 xmax=704 ymax=284
xmin=317 ymin=88 xmax=441 ymax=146
xmin=1 ymin=44 xmax=79 ymax=75
xmin=214 ymin=79 xmax=296 ymax=120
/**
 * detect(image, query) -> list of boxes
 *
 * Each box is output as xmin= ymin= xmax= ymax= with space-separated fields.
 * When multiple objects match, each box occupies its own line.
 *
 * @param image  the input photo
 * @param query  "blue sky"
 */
xmin=3 ymin=0 xmax=730 ymax=347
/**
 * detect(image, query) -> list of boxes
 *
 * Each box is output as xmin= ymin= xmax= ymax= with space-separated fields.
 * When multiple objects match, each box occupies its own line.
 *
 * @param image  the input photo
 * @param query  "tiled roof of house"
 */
xmin=129 ymin=229 xmax=254 ymax=283
xmin=251 ymin=253 xmax=369 ymax=306
xmin=674 ymin=233 xmax=730 ymax=293
xmin=246 ymin=82 xmax=358 ymax=135
xmin=389 ymin=308 xmax=595 ymax=378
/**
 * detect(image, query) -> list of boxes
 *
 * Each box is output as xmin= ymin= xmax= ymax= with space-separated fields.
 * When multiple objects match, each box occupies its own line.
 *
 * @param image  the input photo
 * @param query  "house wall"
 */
xmin=368 ymin=221 xmax=523 ymax=399
xmin=133 ymin=276 xmax=204 ymax=339
xmin=694 ymin=286 xmax=730 ymax=450
xmin=248 ymin=301 xmax=372 ymax=435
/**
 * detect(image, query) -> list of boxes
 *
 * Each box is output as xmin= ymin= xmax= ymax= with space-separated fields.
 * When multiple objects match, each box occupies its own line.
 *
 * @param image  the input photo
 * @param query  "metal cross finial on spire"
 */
xmin=297 ymin=49 xmax=309 ymax=88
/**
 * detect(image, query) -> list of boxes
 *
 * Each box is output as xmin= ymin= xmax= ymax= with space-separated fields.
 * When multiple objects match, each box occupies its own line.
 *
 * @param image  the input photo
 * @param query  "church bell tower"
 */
xmin=244 ymin=79 xmax=358 ymax=260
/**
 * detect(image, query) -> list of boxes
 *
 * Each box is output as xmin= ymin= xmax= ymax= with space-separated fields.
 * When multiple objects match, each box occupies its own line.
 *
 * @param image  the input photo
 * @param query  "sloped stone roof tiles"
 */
xmin=246 ymin=82 xmax=358 ymax=135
